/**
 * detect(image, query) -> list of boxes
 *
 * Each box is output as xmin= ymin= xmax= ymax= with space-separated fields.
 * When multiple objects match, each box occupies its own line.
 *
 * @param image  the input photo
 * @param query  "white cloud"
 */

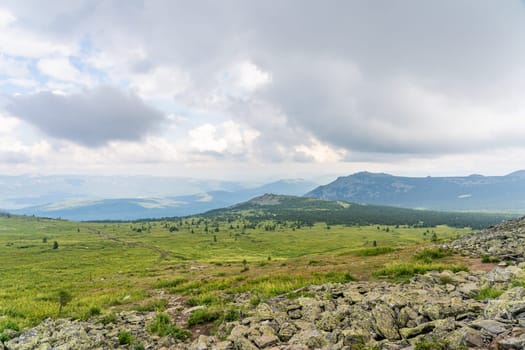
xmin=0 ymin=8 xmax=15 ymax=28
xmin=0 ymin=114 xmax=20 ymax=134
xmin=229 ymin=61 xmax=271 ymax=92
xmin=37 ymin=57 xmax=94 ymax=86
xmin=188 ymin=120 xmax=259 ymax=155
xmin=129 ymin=65 xmax=191 ymax=100
xmin=295 ymin=138 xmax=347 ymax=163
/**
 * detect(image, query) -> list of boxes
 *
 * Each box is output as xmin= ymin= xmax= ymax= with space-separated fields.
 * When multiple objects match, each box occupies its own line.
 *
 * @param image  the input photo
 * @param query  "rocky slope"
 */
xmin=3 ymin=219 xmax=525 ymax=350
xmin=451 ymin=216 xmax=525 ymax=263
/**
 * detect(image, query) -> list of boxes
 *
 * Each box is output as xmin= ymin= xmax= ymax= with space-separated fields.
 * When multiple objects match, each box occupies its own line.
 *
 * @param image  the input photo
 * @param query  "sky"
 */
xmin=1 ymin=0 xmax=525 ymax=181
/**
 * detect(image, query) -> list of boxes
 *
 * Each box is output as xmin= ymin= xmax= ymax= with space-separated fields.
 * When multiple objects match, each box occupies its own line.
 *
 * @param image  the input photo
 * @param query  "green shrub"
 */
xmin=0 ymin=319 xmax=19 ymax=332
xmin=154 ymin=278 xmax=186 ymax=289
xmin=352 ymin=247 xmax=395 ymax=256
xmin=414 ymin=248 xmax=452 ymax=263
xmin=224 ymin=308 xmax=239 ymax=322
xmin=481 ymin=255 xmax=501 ymax=263
xmin=100 ymin=313 xmax=118 ymax=325
xmin=88 ymin=306 xmax=101 ymax=316
xmin=438 ymin=275 xmax=454 ymax=285
xmin=148 ymin=313 xmax=191 ymax=340
xmin=118 ymin=330 xmax=133 ymax=345
xmin=249 ymin=296 xmax=261 ymax=306
xmin=187 ymin=309 xmax=221 ymax=326
xmin=474 ymin=287 xmax=504 ymax=300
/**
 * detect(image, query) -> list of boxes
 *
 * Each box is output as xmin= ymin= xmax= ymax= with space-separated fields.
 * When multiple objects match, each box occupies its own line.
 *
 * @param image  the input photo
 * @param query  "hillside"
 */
xmin=306 ymin=171 xmax=525 ymax=212
xmin=204 ymin=194 xmax=514 ymax=229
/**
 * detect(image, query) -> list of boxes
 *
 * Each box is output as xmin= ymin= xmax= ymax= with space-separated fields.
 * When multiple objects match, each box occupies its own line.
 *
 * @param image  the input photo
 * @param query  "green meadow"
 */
xmin=0 ymin=214 xmax=471 ymax=332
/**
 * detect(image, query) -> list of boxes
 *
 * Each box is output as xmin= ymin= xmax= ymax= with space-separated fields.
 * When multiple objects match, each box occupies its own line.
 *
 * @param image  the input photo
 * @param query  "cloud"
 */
xmin=7 ymin=86 xmax=165 ymax=147
xmin=188 ymin=120 xmax=259 ymax=157
xmin=37 ymin=57 xmax=94 ymax=86
xmin=2 ymin=1 xmax=525 ymax=177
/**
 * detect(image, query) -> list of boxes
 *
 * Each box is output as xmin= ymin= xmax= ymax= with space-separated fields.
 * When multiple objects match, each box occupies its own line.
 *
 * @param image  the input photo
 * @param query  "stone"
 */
xmin=470 ymin=319 xmax=508 ymax=335
xmin=464 ymin=328 xmax=484 ymax=348
xmin=372 ymin=303 xmax=400 ymax=340
xmin=496 ymin=333 xmax=525 ymax=349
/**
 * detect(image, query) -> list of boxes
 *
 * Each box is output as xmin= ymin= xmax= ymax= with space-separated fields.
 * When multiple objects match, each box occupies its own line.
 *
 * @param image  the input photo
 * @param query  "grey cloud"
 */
xmin=7 ymin=87 xmax=164 ymax=147
xmin=5 ymin=0 xmax=525 ymax=157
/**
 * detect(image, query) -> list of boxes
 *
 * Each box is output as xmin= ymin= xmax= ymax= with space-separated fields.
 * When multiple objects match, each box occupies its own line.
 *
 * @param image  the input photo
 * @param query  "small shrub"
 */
xmin=154 ymin=278 xmax=186 ymax=289
xmin=0 ymin=319 xmax=19 ymax=332
xmin=148 ymin=313 xmax=191 ymax=340
xmin=249 ymin=296 xmax=261 ymax=306
xmin=474 ymin=287 xmax=504 ymax=300
xmin=133 ymin=344 xmax=145 ymax=350
xmin=414 ymin=248 xmax=452 ymax=263
xmin=88 ymin=306 xmax=101 ymax=316
xmin=58 ymin=290 xmax=72 ymax=314
xmin=353 ymin=247 xmax=394 ymax=256
xmin=118 ymin=330 xmax=133 ymax=345
xmin=100 ymin=313 xmax=118 ymax=325
xmin=187 ymin=309 xmax=221 ymax=326
xmin=481 ymin=255 xmax=501 ymax=263
xmin=224 ymin=308 xmax=240 ymax=322
xmin=438 ymin=275 xmax=454 ymax=285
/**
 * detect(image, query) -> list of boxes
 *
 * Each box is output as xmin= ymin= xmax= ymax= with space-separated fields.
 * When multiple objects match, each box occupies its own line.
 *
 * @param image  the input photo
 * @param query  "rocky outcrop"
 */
xmin=3 ymin=311 xmax=167 ymax=350
xmin=451 ymin=216 xmax=525 ymax=262
xmin=187 ymin=266 xmax=525 ymax=349
xmin=4 ymin=265 xmax=525 ymax=349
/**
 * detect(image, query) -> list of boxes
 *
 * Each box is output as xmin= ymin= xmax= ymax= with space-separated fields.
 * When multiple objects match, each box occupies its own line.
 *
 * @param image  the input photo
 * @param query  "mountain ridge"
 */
xmin=306 ymin=171 xmax=525 ymax=212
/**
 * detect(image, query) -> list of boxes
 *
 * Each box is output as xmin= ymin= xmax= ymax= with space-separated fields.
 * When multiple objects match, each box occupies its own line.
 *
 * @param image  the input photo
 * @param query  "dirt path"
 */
xmin=459 ymin=257 xmax=499 ymax=272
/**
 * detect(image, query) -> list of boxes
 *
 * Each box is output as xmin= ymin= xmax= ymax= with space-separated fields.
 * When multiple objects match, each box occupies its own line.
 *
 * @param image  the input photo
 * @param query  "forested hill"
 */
xmin=306 ymin=171 xmax=525 ymax=212
xmin=203 ymin=194 xmax=515 ymax=229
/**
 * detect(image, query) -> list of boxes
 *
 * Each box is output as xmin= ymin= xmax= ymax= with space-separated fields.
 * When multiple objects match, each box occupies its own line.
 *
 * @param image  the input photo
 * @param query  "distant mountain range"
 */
xmin=9 ymin=179 xmax=317 ymax=221
xmin=4 ymin=170 xmax=525 ymax=221
xmin=306 ymin=171 xmax=525 ymax=212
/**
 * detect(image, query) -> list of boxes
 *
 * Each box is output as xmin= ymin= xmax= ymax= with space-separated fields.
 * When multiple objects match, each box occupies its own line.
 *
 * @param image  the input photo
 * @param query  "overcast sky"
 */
xmin=1 ymin=0 xmax=525 ymax=181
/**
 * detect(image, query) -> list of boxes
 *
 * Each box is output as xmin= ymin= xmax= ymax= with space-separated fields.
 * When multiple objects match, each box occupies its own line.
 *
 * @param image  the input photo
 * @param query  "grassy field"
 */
xmin=0 ymin=214 xmax=472 ymax=332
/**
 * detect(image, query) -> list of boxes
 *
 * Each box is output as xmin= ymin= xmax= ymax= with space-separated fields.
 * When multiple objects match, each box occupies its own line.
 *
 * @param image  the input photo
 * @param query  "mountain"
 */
xmin=10 ymin=179 xmax=317 ymax=221
xmin=306 ymin=171 xmax=525 ymax=212
xmin=0 ymin=175 xmax=243 ymax=210
xmin=203 ymin=194 xmax=513 ymax=229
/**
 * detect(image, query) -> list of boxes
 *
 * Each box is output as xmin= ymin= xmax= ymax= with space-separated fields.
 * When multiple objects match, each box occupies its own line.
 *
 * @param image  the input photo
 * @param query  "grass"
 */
xmin=474 ymin=287 xmax=504 ymax=300
xmin=414 ymin=247 xmax=452 ymax=263
xmin=481 ymin=255 xmax=501 ymax=263
xmin=374 ymin=263 xmax=468 ymax=283
xmin=118 ymin=330 xmax=133 ymax=345
xmin=0 ymin=214 xmax=472 ymax=329
xmin=148 ymin=313 xmax=191 ymax=340
xmin=350 ymin=246 xmax=395 ymax=256
xmin=187 ymin=309 xmax=221 ymax=326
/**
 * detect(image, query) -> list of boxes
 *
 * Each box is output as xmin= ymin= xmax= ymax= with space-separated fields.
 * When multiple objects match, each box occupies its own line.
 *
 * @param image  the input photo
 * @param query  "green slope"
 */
xmin=203 ymin=194 xmax=515 ymax=229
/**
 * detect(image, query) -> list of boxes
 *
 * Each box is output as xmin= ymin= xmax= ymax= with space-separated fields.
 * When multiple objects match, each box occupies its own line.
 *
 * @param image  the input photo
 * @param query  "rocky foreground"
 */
xmin=3 ymin=217 xmax=525 ymax=350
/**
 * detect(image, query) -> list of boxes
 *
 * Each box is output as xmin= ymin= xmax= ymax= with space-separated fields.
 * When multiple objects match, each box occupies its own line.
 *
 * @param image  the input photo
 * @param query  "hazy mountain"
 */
xmin=306 ymin=171 xmax=525 ymax=212
xmin=0 ymin=175 xmax=243 ymax=210
xmin=9 ymin=179 xmax=317 ymax=221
